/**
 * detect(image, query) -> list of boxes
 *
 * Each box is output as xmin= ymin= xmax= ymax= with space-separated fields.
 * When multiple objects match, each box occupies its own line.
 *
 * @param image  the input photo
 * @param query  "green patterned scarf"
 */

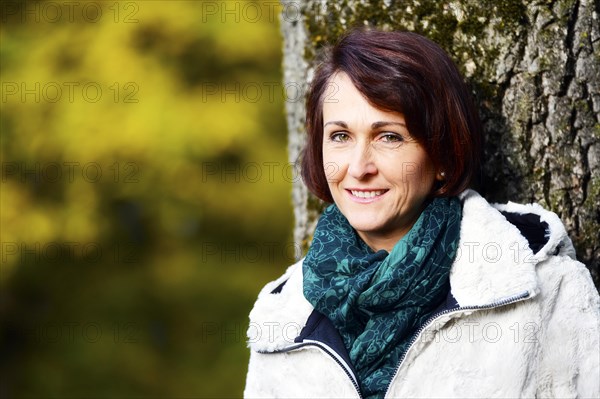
xmin=303 ymin=197 xmax=462 ymax=399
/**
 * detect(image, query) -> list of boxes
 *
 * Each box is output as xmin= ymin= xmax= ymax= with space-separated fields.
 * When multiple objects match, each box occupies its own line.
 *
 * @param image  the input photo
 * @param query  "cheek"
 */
xmin=392 ymin=154 xmax=435 ymax=187
xmin=406 ymin=160 xmax=435 ymax=189
xmin=323 ymin=159 xmax=344 ymax=183
xmin=322 ymin=149 xmax=346 ymax=184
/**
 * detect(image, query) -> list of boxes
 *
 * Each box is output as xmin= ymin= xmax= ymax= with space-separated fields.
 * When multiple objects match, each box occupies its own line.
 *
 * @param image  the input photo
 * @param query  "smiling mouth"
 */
xmin=349 ymin=189 xmax=387 ymax=199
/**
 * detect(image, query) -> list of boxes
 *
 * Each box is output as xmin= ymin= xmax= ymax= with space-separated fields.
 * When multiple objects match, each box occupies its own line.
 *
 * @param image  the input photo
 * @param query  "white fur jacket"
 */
xmin=244 ymin=190 xmax=600 ymax=398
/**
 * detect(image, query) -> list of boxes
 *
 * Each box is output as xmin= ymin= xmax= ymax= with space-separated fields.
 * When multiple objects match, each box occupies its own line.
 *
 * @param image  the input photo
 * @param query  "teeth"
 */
xmin=351 ymin=190 xmax=384 ymax=198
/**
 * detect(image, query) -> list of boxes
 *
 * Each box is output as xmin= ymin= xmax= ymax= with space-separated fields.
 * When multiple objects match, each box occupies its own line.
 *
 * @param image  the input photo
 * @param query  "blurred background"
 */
xmin=0 ymin=0 xmax=294 ymax=397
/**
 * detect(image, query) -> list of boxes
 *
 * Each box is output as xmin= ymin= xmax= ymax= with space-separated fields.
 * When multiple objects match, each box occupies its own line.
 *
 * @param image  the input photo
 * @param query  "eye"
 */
xmin=378 ymin=132 xmax=404 ymax=143
xmin=329 ymin=131 xmax=350 ymax=142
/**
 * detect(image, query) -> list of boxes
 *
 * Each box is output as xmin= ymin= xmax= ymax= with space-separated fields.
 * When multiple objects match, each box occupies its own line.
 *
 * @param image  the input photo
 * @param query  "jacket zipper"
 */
xmin=267 ymin=340 xmax=363 ymax=398
xmin=383 ymin=290 xmax=532 ymax=398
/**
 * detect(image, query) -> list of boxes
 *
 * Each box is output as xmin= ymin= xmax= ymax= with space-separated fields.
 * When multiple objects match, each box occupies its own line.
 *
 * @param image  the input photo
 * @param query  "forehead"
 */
xmin=322 ymin=72 xmax=404 ymax=125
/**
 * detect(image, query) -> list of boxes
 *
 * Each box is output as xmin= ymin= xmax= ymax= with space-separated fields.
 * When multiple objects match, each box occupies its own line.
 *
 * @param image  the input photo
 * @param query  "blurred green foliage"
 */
xmin=0 ymin=1 xmax=294 ymax=397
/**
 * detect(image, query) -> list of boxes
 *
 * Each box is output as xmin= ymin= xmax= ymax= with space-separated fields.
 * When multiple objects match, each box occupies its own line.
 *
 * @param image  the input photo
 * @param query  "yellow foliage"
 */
xmin=1 ymin=1 xmax=292 ymax=396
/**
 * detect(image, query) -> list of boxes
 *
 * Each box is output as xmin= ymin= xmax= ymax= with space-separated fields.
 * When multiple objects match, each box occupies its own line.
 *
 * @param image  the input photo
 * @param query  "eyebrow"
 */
xmin=323 ymin=121 xmax=406 ymax=129
xmin=371 ymin=121 xmax=406 ymax=129
xmin=323 ymin=121 xmax=348 ymax=128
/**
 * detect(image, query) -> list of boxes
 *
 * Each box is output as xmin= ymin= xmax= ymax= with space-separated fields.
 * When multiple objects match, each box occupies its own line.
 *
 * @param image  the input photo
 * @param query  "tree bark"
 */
xmin=280 ymin=0 xmax=600 ymax=288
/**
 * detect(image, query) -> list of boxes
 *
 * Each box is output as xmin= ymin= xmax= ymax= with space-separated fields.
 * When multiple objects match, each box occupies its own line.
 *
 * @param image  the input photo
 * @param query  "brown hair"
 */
xmin=301 ymin=28 xmax=482 ymax=203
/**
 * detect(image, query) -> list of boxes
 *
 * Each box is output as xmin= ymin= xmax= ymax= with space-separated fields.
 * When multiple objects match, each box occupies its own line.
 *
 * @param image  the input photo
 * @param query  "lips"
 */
xmin=346 ymin=188 xmax=388 ymax=202
xmin=348 ymin=189 xmax=388 ymax=199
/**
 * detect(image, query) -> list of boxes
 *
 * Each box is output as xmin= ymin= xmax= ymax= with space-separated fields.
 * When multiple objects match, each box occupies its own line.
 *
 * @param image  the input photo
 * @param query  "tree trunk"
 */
xmin=280 ymin=0 xmax=600 ymax=288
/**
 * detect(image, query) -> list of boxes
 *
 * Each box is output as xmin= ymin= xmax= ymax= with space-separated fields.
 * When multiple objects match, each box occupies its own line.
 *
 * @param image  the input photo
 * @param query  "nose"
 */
xmin=347 ymin=141 xmax=377 ymax=180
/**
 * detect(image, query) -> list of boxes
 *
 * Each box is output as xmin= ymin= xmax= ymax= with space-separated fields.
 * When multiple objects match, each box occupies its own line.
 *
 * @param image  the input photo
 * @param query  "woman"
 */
xmin=244 ymin=29 xmax=599 ymax=398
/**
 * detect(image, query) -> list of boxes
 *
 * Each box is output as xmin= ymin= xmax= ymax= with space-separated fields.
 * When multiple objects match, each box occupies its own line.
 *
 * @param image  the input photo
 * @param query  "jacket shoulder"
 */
xmin=247 ymin=259 xmax=314 ymax=352
xmin=255 ymin=259 xmax=302 ymax=298
xmin=452 ymin=190 xmax=586 ymax=306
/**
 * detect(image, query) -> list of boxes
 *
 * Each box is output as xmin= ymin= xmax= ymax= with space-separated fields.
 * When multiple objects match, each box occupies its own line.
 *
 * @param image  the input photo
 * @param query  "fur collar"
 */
xmin=247 ymin=258 xmax=313 ymax=352
xmin=247 ymin=190 xmax=573 ymax=351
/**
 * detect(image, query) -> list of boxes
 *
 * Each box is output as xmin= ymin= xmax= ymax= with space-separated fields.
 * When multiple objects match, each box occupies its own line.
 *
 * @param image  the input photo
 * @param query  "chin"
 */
xmin=346 ymin=218 xmax=383 ymax=235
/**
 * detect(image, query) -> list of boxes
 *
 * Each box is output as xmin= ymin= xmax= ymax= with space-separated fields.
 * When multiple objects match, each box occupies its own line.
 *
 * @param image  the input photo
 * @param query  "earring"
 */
xmin=440 ymin=171 xmax=446 ymax=178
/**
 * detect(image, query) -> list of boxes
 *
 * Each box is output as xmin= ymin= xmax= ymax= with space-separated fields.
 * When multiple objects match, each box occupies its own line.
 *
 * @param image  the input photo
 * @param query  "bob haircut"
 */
xmin=301 ymin=28 xmax=482 ymax=203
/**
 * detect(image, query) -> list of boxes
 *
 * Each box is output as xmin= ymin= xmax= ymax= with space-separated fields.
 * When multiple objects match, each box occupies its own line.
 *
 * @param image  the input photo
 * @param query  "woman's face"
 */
xmin=322 ymin=72 xmax=438 ymax=252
